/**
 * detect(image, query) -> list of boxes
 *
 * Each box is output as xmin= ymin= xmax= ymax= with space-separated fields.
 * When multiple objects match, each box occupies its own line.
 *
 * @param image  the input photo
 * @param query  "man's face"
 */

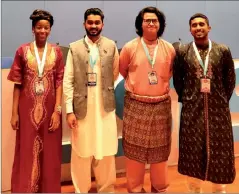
xmin=142 ymin=12 xmax=160 ymax=36
xmin=84 ymin=14 xmax=104 ymax=37
xmin=190 ymin=17 xmax=211 ymax=40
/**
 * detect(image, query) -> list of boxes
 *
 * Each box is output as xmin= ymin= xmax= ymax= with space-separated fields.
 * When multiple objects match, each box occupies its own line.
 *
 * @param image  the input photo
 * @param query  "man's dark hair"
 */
xmin=135 ymin=6 xmax=166 ymax=37
xmin=189 ymin=13 xmax=209 ymax=26
xmin=30 ymin=9 xmax=54 ymax=28
xmin=84 ymin=8 xmax=104 ymax=22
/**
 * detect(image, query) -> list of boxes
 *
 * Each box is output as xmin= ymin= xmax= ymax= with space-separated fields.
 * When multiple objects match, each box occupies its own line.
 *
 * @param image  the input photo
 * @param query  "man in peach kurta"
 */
xmin=119 ymin=7 xmax=175 ymax=193
xmin=63 ymin=8 xmax=119 ymax=193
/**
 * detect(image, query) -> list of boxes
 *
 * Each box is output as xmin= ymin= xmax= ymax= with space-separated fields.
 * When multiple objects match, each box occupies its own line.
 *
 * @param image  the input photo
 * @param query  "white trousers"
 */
xmin=71 ymin=149 xmax=116 ymax=193
xmin=187 ymin=176 xmax=226 ymax=193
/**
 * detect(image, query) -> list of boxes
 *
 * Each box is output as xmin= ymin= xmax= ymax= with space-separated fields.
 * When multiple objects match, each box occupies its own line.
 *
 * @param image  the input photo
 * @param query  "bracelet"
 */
xmin=55 ymin=105 xmax=62 ymax=114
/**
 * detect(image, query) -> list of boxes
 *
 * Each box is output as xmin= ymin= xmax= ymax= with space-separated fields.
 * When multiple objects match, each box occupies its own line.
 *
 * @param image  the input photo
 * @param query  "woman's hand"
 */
xmin=11 ymin=114 xmax=19 ymax=130
xmin=49 ymin=112 xmax=61 ymax=131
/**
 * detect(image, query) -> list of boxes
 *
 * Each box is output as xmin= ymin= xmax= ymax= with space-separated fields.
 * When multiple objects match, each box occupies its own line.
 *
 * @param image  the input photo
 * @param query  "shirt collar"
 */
xmin=85 ymin=35 xmax=101 ymax=47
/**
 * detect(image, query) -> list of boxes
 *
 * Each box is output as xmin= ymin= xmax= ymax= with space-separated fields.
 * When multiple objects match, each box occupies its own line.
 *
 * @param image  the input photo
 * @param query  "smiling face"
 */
xmin=190 ymin=17 xmax=211 ymax=41
xmin=32 ymin=20 xmax=51 ymax=43
xmin=142 ymin=12 xmax=160 ymax=39
xmin=84 ymin=14 xmax=104 ymax=38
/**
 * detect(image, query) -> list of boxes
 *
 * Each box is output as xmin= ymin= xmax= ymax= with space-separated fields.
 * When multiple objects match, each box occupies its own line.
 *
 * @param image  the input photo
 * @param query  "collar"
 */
xmin=85 ymin=35 xmax=101 ymax=47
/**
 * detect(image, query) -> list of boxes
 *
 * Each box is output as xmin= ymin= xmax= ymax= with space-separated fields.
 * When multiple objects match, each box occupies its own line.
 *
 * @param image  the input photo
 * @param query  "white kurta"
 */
xmin=63 ymin=36 xmax=119 ymax=160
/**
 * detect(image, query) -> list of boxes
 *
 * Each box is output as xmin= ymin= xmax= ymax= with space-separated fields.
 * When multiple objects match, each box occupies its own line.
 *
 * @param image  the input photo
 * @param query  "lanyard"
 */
xmin=141 ymin=38 xmax=159 ymax=69
xmin=34 ymin=41 xmax=48 ymax=77
xmin=193 ymin=40 xmax=212 ymax=76
xmin=89 ymin=46 xmax=99 ymax=69
xmin=90 ymin=48 xmax=99 ymax=69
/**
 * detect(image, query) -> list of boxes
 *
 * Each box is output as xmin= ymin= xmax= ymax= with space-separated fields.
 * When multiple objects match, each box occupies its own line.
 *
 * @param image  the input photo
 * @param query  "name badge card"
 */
xmin=200 ymin=78 xmax=210 ymax=93
xmin=35 ymin=80 xmax=44 ymax=95
xmin=148 ymin=71 xmax=158 ymax=85
xmin=88 ymin=73 xmax=97 ymax=86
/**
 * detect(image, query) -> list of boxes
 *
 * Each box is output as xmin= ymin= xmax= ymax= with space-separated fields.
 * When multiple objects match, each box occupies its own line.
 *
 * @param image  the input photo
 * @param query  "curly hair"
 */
xmin=135 ymin=6 xmax=166 ymax=37
xmin=30 ymin=9 xmax=54 ymax=28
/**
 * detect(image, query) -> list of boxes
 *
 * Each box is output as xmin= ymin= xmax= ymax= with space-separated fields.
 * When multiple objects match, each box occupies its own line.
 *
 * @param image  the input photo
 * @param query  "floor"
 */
xmin=61 ymin=157 xmax=239 ymax=193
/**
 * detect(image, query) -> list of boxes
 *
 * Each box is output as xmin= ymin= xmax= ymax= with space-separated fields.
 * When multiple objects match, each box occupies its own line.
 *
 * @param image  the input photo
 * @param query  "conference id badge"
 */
xmin=88 ymin=73 xmax=97 ymax=86
xmin=148 ymin=71 xmax=158 ymax=85
xmin=35 ymin=80 xmax=44 ymax=95
xmin=200 ymin=78 xmax=210 ymax=93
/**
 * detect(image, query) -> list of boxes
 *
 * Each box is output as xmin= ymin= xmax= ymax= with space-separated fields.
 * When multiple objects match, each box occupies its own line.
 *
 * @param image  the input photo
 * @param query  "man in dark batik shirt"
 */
xmin=173 ymin=13 xmax=236 ymax=193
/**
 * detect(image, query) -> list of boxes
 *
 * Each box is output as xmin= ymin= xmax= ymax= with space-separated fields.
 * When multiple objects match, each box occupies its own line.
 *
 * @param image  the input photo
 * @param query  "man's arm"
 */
xmin=222 ymin=47 xmax=236 ymax=101
xmin=173 ymin=48 xmax=185 ymax=103
xmin=113 ymin=44 xmax=119 ymax=81
xmin=119 ymin=45 xmax=130 ymax=79
xmin=63 ymin=49 xmax=79 ymax=129
xmin=63 ymin=49 xmax=74 ymax=114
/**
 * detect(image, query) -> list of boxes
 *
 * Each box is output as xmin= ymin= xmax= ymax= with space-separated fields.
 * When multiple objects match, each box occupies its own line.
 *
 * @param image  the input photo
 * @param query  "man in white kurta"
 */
xmin=63 ymin=8 xmax=119 ymax=193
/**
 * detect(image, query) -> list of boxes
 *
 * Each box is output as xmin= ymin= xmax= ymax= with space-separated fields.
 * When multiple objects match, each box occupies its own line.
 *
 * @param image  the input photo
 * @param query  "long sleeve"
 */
xmin=169 ymin=48 xmax=176 ymax=80
xmin=222 ymin=47 xmax=236 ymax=101
xmin=63 ymin=50 xmax=74 ymax=114
xmin=173 ymin=49 xmax=185 ymax=102
xmin=113 ymin=45 xmax=120 ymax=81
xmin=119 ymin=45 xmax=130 ymax=79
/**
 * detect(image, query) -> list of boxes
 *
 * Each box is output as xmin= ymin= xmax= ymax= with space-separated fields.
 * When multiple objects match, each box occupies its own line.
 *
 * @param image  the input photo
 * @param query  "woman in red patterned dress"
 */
xmin=8 ymin=9 xmax=64 ymax=193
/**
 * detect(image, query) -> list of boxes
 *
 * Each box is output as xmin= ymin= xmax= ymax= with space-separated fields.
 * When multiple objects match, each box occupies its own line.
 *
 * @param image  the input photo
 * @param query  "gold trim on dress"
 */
xmin=27 ymin=135 xmax=43 ymax=192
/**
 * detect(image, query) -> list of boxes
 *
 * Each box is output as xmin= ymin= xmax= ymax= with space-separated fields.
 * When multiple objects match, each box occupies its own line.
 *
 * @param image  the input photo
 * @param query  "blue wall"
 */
xmin=2 ymin=1 xmax=239 ymax=59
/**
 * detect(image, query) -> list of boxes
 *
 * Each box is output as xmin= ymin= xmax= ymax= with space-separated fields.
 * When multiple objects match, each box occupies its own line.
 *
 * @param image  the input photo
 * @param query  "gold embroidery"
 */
xmin=27 ymin=136 xmax=43 ymax=192
xmin=31 ymin=77 xmax=50 ymax=129
xmin=26 ymin=48 xmax=37 ymax=72
xmin=26 ymin=45 xmax=56 ymax=76
xmin=44 ymin=49 xmax=56 ymax=71
xmin=25 ymin=45 xmax=56 ymax=128
xmin=33 ymin=99 xmax=44 ymax=125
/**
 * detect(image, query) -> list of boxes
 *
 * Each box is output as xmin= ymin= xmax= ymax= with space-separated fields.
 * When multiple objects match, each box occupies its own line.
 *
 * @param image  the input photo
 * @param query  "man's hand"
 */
xmin=67 ymin=113 xmax=78 ymax=129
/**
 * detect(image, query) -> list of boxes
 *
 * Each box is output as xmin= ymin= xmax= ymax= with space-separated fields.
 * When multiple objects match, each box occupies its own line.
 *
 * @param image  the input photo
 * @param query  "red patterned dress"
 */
xmin=8 ymin=43 xmax=64 ymax=192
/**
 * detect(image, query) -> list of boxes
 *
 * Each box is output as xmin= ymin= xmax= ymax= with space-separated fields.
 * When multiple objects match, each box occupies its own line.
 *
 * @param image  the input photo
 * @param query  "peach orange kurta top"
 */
xmin=119 ymin=37 xmax=175 ymax=96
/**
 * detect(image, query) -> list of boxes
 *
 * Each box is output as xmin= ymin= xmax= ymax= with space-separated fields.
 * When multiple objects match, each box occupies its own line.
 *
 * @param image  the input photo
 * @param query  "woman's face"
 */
xmin=32 ymin=20 xmax=51 ymax=43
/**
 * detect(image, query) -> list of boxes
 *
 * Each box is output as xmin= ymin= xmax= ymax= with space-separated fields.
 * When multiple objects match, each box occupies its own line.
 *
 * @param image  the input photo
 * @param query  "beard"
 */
xmin=85 ymin=27 xmax=102 ymax=37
